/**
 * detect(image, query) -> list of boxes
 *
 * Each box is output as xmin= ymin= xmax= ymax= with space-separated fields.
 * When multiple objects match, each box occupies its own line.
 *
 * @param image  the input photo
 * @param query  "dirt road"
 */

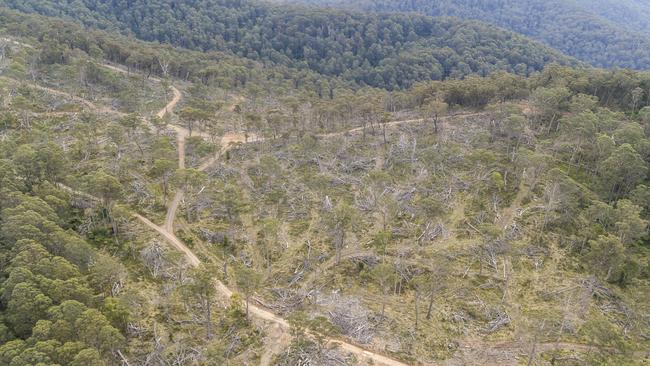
xmin=14 ymin=40 xmax=613 ymax=366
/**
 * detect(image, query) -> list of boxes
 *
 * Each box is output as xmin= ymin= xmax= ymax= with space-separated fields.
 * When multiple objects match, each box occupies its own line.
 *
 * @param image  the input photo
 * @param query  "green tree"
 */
xmin=422 ymin=99 xmax=448 ymax=133
xmin=258 ymin=218 xmax=280 ymax=273
xmin=600 ymin=144 xmax=648 ymax=199
xmin=586 ymin=234 xmax=625 ymax=282
xmin=74 ymin=309 xmax=125 ymax=354
xmin=630 ymin=185 xmax=650 ymax=215
xmin=12 ymin=144 xmax=38 ymax=190
xmin=183 ymin=266 xmax=217 ymax=339
xmin=179 ymin=107 xmax=211 ymax=136
xmin=70 ymin=348 xmax=106 ymax=366
xmin=530 ymin=86 xmax=570 ymax=132
xmin=234 ymin=265 xmax=262 ymax=320
xmin=150 ymin=158 xmax=176 ymax=202
xmin=613 ymin=200 xmax=647 ymax=244
xmin=6 ymin=283 xmax=52 ymax=337
xmin=84 ymin=170 xmax=124 ymax=243
xmin=369 ymin=263 xmax=396 ymax=318
xmin=324 ymin=202 xmax=359 ymax=265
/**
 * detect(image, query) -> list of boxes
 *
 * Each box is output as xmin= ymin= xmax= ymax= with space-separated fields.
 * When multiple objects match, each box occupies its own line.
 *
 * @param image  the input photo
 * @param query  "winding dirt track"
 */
xmin=33 ymin=56 xmax=617 ymax=366
xmin=105 ymin=64 xmax=412 ymax=366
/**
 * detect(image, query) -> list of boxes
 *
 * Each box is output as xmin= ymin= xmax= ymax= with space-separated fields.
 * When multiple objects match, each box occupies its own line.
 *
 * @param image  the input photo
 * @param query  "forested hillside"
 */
xmin=0 ymin=0 xmax=577 ymax=89
xmin=287 ymin=0 xmax=650 ymax=71
xmin=573 ymin=0 xmax=650 ymax=37
xmin=0 ymin=3 xmax=649 ymax=366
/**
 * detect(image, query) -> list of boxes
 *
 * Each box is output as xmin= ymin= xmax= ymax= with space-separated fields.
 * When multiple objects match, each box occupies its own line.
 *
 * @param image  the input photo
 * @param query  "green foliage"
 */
xmin=293 ymin=0 xmax=650 ymax=70
xmin=600 ymin=144 xmax=648 ymax=199
xmin=0 ymin=159 xmax=127 ymax=364
xmin=0 ymin=0 xmax=575 ymax=89
xmin=585 ymin=235 xmax=626 ymax=282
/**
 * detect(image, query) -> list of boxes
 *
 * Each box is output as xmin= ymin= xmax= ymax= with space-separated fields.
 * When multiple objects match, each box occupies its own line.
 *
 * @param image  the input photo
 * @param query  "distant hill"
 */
xmin=573 ymin=0 xmax=650 ymax=37
xmin=0 ymin=0 xmax=577 ymax=89
xmin=284 ymin=0 xmax=650 ymax=70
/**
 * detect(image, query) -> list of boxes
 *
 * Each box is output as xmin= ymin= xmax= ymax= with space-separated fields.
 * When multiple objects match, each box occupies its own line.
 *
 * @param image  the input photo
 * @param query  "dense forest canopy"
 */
xmin=285 ymin=0 xmax=650 ymax=71
xmin=573 ymin=0 xmax=650 ymax=37
xmin=0 ymin=0 xmax=578 ymax=89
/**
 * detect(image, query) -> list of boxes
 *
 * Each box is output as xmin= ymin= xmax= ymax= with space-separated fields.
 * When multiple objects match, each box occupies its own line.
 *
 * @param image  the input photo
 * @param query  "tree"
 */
xmin=258 ymin=218 xmax=280 ymax=273
xmin=172 ymin=168 xmax=207 ymax=221
xmin=323 ymin=202 xmax=359 ymax=265
xmin=613 ymin=200 xmax=647 ymax=245
xmin=70 ymin=348 xmax=106 ymax=366
xmin=569 ymin=93 xmax=598 ymax=113
xmin=84 ymin=170 xmax=123 ymax=241
xmin=599 ymin=144 xmax=648 ymax=199
xmin=118 ymin=114 xmax=145 ymax=157
xmin=6 ymin=283 xmax=52 ymax=337
xmin=370 ymin=230 xmax=392 ymax=258
xmin=530 ymin=86 xmax=570 ymax=132
xmin=74 ymin=309 xmax=125 ymax=354
xmin=640 ymin=106 xmax=650 ymax=125
xmin=12 ymin=144 xmax=38 ymax=190
xmin=37 ymin=143 xmax=68 ymax=182
xmin=369 ymin=263 xmax=396 ymax=318
xmin=560 ymin=111 xmax=597 ymax=172
xmin=586 ymin=235 xmax=625 ymax=282
xmin=179 ymin=107 xmax=211 ymax=136
xmin=88 ymin=254 xmax=127 ymax=296
xmin=410 ymin=274 xmax=428 ymax=331
xmin=102 ymin=297 xmax=130 ymax=332
xmin=631 ymin=87 xmax=644 ymax=113
xmin=150 ymin=158 xmax=176 ymax=202
xmin=183 ymin=266 xmax=217 ymax=339
xmin=219 ymin=183 xmax=247 ymax=223
xmin=630 ymin=184 xmax=650 ymax=215
xmin=234 ymin=265 xmax=262 ymax=320
xmin=422 ymin=99 xmax=448 ymax=133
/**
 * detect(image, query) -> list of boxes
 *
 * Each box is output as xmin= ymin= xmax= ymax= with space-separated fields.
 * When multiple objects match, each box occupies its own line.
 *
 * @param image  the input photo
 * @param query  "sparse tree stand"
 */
xmin=235 ymin=265 xmax=262 ymax=320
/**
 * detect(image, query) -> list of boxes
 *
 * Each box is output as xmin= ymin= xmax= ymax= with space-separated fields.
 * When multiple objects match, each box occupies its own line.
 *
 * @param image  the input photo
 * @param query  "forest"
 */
xmin=0 ymin=0 xmax=577 ymax=90
xmin=288 ymin=0 xmax=650 ymax=71
xmin=0 ymin=1 xmax=649 ymax=366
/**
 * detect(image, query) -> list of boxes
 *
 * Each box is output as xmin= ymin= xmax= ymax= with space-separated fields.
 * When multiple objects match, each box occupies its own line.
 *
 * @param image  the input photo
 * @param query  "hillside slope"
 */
xmin=0 ymin=0 xmax=577 ymax=89
xmin=1 ymin=6 xmax=649 ymax=366
xmin=572 ymin=0 xmax=650 ymax=37
xmin=286 ymin=0 xmax=650 ymax=70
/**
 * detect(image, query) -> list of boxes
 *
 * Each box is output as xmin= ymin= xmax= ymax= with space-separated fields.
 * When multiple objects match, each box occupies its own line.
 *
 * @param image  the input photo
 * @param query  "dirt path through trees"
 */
xmin=44 ymin=68 xmax=607 ymax=364
xmin=105 ymin=63 xmax=413 ymax=366
xmin=10 ymin=36 xmax=612 ymax=365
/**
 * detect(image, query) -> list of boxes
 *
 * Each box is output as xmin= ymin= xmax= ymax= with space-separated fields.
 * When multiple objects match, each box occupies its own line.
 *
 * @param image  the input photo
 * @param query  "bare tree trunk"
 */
xmin=527 ymin=321 xmax=545 ymax=366
xmin=414 ymin=291 xmax=420 ymax=331
xmin=527 ymin=333 xmax=538 ymax=366
xmin=426 ymin=293 xmax=434 ymax=320
xmin=205 ymin=297 xmax=213 ymax=339
xmin=245 ymin=294 xmax=250 ymax=319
